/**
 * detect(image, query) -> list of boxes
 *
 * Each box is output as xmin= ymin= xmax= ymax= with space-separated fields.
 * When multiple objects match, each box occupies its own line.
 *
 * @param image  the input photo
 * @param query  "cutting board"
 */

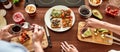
xmin=11 ymin=29 xmax=48 ymax=52
xmin=77 ymin=22 xmax=113 ymax=45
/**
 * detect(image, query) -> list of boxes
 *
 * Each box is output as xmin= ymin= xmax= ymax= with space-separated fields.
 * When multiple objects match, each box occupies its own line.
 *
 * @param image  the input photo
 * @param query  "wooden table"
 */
xmin=0 ymin=0 xmax=120 ymax=52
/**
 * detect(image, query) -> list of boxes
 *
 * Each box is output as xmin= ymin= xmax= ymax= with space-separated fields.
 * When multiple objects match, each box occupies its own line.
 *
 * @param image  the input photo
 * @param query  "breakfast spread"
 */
xmin=1 ymin=0 xmax=120 ymax=52
xmin=77 ymin=22 xmax=113 ymax=45
xmin=50 ymin=9 xmax=73 ymax=28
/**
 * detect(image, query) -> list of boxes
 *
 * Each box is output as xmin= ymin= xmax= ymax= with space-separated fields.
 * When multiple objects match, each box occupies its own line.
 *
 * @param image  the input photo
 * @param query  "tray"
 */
xmin=11 ymin=28 xmax=48 ymax=52
xmin=77 ymin=22 xmax=113 ymax=45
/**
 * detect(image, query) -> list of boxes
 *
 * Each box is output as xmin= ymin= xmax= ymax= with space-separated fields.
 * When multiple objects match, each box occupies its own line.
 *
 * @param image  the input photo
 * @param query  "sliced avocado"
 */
xmin=92 ymin=9 xmax=103 ymax=19
xmin=82 ymin=28 xmax=92 ymax=37
xmin=98 ymin=28 xmax=109 ymax=33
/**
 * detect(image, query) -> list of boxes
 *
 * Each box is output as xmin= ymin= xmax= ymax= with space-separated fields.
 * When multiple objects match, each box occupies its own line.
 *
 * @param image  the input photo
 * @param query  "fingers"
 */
xmin=61 ymin=41 xmax=74 ymax=52
xmin=61 ymin=42 xmax=70 ymax=51
xmin=64 ymin=41 xmax=71 ymax=48
xmin=32 ymin=24 xmax=44 ymax=41
xmin=32 ymin=24 xmax=44 ymax=33
xmin=1 ymin=24 xmax=14 ymax=31
xmin=69 ymin=44 xmax=76 ymax=49
xmin=7 ymin=24 xmax=14 ymax=27
xmin=34 ymin=24 xmax=39 ymax=33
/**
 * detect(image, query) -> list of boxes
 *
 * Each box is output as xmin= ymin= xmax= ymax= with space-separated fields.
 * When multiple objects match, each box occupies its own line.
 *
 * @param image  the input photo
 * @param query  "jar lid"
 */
xmin=0 ymin=0 xmax=7 ymax=3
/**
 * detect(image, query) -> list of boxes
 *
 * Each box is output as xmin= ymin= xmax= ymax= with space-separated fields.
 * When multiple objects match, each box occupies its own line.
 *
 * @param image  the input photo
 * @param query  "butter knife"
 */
xmin=45 ymin=25 xmax=52 ymax=48
xmin=105 ymin=34 xmax=120 ymax=42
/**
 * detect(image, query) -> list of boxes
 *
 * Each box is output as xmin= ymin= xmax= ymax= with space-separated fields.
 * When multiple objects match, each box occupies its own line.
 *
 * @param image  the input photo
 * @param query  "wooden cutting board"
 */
xmin=11 ymin=28 xmax=48 ymax=52
xmin=77 ymin=22 xmax=113 ymax=45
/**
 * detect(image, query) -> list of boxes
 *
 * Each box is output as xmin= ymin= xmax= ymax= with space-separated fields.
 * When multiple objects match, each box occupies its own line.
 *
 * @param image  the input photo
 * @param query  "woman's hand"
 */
xmin=61 ymin=41 xmax=78 ymax=52
xmin=0 ymin=24 xmax=17 ymax=40
xmin=32 ymin=24 xmax=44 ymax=52
xmin=86 ymin=18 xmax=105 ymax=28
xmin=32 ymin=24 xmax=44 ymax=42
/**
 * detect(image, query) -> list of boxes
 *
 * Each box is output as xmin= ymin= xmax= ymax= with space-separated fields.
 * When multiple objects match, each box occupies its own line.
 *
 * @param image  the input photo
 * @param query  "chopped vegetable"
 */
xmin=82 ymin=28 xmax=92 ymax=37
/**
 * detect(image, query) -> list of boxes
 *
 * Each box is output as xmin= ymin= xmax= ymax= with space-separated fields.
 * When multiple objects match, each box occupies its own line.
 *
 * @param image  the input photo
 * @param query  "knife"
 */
xmin=105 ymin=34 xmax=120 ymax=42
xmin=45 ymin=25 xmax=52 ymax=48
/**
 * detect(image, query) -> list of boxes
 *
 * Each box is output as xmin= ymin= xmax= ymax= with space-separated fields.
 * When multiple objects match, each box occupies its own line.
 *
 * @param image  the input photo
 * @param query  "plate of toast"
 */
xmin=44 ymin=5 xmax=75 ymax=32
xmin=0 ymin=16 xmax=7 ymax=29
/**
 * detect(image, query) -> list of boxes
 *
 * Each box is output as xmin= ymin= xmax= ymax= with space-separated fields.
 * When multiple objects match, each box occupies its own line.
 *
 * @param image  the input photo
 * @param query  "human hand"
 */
xmin=61 ymin=41 xmax=78 ymax=52
xmin=86 ymin=18 xmax=105 ymax=28
xmin=32 ymin=24 xmax=44 ymax=42
xmin=0 ymin=24 xmax=18 ymax=40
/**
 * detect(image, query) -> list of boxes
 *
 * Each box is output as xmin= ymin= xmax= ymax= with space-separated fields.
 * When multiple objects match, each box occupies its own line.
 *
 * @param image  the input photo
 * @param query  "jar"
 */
xmin=13 ymin=12 xmax=25 ymax=24
xmin=0 ymin=0 xmax=13 ymax=9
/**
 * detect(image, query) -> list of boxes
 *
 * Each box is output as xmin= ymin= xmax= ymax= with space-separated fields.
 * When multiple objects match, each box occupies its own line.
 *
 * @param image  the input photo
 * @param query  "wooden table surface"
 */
xmin=0 ymin=0 xmax=120 ymax=52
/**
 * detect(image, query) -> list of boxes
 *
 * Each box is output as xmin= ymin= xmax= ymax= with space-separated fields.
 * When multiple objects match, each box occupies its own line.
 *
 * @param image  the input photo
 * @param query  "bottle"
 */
xmin=0 ymin=0 xmax=13 ymax=9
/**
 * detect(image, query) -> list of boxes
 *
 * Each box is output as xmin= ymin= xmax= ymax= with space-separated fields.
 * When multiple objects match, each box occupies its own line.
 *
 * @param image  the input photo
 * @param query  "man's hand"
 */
xmin=86 ymin=18 xmax=105 ymax=28
xmin=32 ymin=24 xmax=44 ymax=42
xmin=0 ymin=24 xmax=18 ymax=40
xmin=61 ymin=41 xmax=78 ymax=52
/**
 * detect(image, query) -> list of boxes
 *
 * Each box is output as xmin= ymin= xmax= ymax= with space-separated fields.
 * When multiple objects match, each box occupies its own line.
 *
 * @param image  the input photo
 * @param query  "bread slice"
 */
xmin=62 ymin=18 xmax=72 ymax=28
xmin=51 ymin=18 xmax=62 ymax=28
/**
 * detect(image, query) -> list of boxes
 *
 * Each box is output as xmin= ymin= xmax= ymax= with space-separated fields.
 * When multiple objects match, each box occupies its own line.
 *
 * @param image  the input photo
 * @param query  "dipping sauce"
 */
xmin=9 ymin=24 xmax=22 ymax=34
xmin=78 ymin=5 xmax=92 ymax=18
xmin=80 ymin=8 xmax=90 ymax=16
xmin=12 ymin=25 xmax=21 ymax=32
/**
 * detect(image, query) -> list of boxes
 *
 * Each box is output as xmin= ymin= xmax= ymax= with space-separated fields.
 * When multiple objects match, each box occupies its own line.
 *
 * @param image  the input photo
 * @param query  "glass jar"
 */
xmin=0 ymin=0 xmax=13 ymax=9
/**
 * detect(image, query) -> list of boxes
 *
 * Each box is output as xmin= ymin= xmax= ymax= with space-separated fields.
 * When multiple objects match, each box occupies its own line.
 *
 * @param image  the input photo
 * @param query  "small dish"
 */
xmin=105 ymin=4 xmax=120 ymax=17
xmin=0 ymin=9 xmax=6 ymax=16
xmin=88 ymin=0 xmax=102 ymax=6
xmin=78 ymin=5 xmax=92 ymax=18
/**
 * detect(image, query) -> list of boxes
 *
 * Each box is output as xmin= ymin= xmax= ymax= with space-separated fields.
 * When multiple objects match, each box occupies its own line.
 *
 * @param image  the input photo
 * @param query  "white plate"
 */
xmin=0 ymin=9 xmax=6 ymax=16
xmin=44 ymin=5 xmax=75 ymax=32
xmin=0 ymin=16 xmax=7 ymax=29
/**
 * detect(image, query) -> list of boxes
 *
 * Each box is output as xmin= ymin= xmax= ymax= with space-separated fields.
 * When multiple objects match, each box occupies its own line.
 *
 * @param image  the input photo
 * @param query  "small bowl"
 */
xmin=78 ymin=5 xmax=92 ymax=18
xmin=105 ymin=4 xmax=120 ymax=17
xmin=89 ymin=0 xmax=102 ymax=6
